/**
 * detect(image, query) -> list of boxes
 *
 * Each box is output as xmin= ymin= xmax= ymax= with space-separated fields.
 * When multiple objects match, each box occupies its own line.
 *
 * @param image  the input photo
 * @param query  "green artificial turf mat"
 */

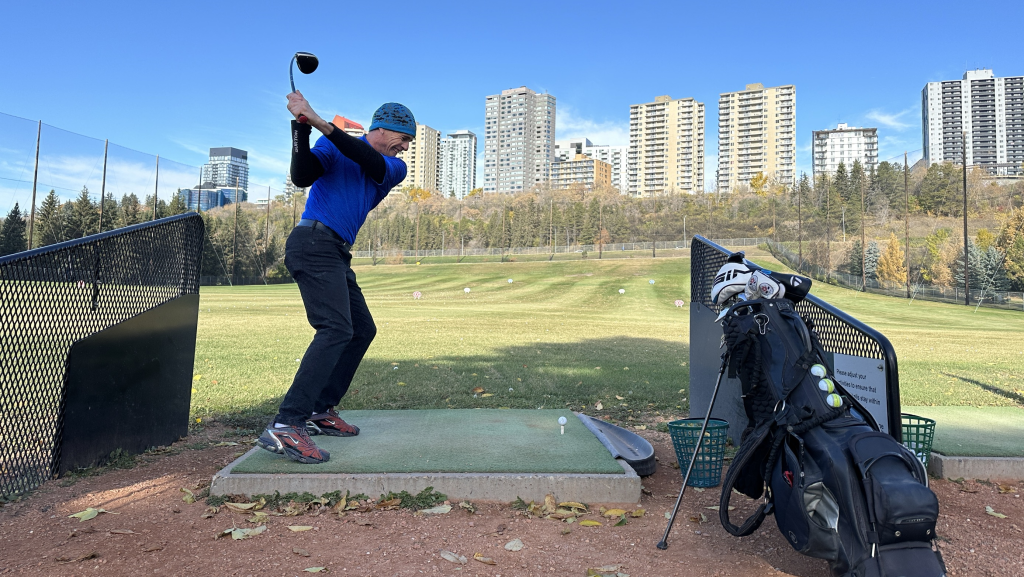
xmin=902 ymin=406 xmax=1024 ymax=458
xmin=232 ymin=409 xmax=625 ymax=474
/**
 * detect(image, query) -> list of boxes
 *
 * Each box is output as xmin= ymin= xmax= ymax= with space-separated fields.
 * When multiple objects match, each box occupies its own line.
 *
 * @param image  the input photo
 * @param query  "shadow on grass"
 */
xmin=208 ymin=336 xmax=691 ymax=429
xmin=942 ymin=372 xmax=1024 ymax=405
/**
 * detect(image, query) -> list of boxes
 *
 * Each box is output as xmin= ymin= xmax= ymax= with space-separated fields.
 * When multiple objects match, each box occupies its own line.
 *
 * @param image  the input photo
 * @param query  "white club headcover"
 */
xmin=746 ymin=271 xmax=786 ymax=300
xmin=712 ymin=262 xmax=752 ymax=304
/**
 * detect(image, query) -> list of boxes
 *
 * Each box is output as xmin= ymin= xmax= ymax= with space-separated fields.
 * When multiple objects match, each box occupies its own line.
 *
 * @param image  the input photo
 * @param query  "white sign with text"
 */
xmin=832 ymin=353 xmax=889 ymax=434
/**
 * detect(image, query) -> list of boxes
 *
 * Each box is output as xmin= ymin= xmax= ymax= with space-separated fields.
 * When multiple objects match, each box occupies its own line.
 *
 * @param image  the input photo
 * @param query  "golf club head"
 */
xmin=294 ymin=52 xmax=319 ymax=74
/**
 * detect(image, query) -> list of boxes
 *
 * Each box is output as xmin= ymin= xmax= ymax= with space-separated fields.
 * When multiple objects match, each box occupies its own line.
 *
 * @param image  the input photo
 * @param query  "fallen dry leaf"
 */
xmin=459 ymin=501 xmax=476 ymax=513
xmin=998 ymin=484 xmax=1017 ymax=494
xmin=689 ymin=513 xmax=709 ymax=524
xmin=595 ymin=401 xmax=603 ymax=410
xmin=293 ymin=547 xmax=311 ymax=557
xmin=504 ymin=538 xmax=524 ymax=551
xmin=55 ymin=551 xmax=98 ymax=564
xmin=223 ymin=502 xmax=258 ymax=513
xmin=630 ymin=509 xmax=646 ymax=518
xmin=108 ymin=529 xmax=137 ymax=535
xmin=559 ymin=501 xmax=588 ymax=511
xmin=543 ymin=494 xmax=557 ymax=515
xmin=180 ymin=488 xmax=196 ymax=504
xmin=201 ymin=506 xmax=219 ymax=519
xmin=481 ymin=393 xmax=494 ymax=397
xmin=68 ymin=508 xmax=117 ymax=522
xmin=247 ymin=512 xmax=269 ymax=524
xmin=440 ymin=550 xmax=467 ymax=564
xmin=377 ymin=498 xmax=402 ymax=510
xmin=615 ymin=395 xmax=625 ymax=400
xmin=586 ymin=565 xmax=625 ymax=577
xmin=603 ymin=508 xmax=628 ymax=518
xmin=986 ymin=506 xmax=1008 ymax=519
xmin=142 ymin=545 xmax=163 ymax=553
xmin=579 ymin=520 xmax=603 ymax=527
xmin=288 ymin=525 xmax=314 ymax=532
xmin=303 ymin=568 xmax=327 ymax=573
xmin=473 ymin=552 xmax=497 ymax=565
xmin=471 ymin=387 xmax=485 ymax=394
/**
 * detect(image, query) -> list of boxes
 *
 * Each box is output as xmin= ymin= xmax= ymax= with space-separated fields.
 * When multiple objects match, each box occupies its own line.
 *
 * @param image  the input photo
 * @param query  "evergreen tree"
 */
xmin=119 ymin=193 xmax=143 ymax=227
xmin=99 ymin=192 xmax=119 ymax=231
xmin=876 ymin=232 xmax=907 ymax=284
xmin=0 ymin=203 xmax=28 ymax=256
xmin=952 ymin=239 xmax=987 ymax=291
xmin=981 ymin=246 xmax=1011 ymax=291
xmin=167 ymin=192 xmax=188 ymax=215
xmin=66 ymin=186 xmax=98 ymax=239
xmin=849 ymin=240 xmax=879 ymax=279
xmin=35 ymin=190 xmax=65 ymax=247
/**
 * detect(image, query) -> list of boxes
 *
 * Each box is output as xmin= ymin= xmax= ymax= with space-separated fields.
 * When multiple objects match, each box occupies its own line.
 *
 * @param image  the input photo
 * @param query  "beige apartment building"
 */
xmin=549 ymin=154 xmax=612 ymax=190
xmin=717 ymin=83 xmax=795 ymax=193
xmin=627 ymin=95 xmax=705 ymax=196
xmin=396 ymin=123 xmax=441 ymax=191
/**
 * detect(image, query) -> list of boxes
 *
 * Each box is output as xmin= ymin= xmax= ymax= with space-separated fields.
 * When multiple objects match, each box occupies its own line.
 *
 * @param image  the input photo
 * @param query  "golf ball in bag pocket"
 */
xmin=818 ymin=378 xmax=835 ymax=393
xmin=810 ymin=364 xmax=827 ymax=378
xmin=826 ymin=393 xmax=843 ymax=408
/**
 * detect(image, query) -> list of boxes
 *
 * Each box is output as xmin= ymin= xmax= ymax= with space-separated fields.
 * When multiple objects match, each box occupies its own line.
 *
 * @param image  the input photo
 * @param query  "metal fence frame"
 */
xmin=688 ymin=235 xmax=902 ymax=440
xmin=0 ymin=213 xmax=204 ymax=498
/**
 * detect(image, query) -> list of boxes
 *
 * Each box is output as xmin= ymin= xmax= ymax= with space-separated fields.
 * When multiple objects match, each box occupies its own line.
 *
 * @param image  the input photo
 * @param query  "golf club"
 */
xmin=657 ymin=351 xmax=730 ymax=550
xmin=289 ymin=52 xmax=319 ymax=124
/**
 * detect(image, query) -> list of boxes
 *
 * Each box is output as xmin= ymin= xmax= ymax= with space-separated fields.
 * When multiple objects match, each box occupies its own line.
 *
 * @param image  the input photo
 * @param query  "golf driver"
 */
xmin=289 ymin=52 xmax=319 ymax=123
xmin=657 ymin=351 xmax=729 ymax=550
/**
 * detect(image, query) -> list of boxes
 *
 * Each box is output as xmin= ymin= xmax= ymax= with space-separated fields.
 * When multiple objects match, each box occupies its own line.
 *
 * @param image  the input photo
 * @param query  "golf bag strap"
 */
xmin=719 ymin=427 xmax=773 ymax=537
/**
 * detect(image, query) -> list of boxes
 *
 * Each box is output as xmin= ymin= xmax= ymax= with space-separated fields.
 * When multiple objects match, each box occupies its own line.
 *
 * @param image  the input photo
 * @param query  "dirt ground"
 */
xmin=1 ymin=427 xmax=1022 ymax=577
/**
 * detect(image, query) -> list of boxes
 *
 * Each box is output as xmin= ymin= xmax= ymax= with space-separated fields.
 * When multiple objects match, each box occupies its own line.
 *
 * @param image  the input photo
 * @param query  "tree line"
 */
xmin=3 ymin=159 xmax=1022 ymax=291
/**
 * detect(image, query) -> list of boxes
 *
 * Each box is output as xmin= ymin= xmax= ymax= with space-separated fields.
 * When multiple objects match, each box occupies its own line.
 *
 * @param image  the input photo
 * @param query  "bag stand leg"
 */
xmin=657 ymin=352 xmax=729 ymax=550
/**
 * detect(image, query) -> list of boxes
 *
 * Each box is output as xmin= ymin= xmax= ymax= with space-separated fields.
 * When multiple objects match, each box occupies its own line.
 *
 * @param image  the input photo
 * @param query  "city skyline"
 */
xmin=1 ymin=1 xmax=1020 ymax=210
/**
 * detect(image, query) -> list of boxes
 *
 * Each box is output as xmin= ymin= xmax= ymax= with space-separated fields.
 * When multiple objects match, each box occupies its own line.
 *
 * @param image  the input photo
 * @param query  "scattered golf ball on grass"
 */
xmin=508 ymin=278 xmax=513 ymax=284
xmin=619 ymin=289 xmax=625 ymax=294
xmin=464 ymin=287 xmax=471 ymax=293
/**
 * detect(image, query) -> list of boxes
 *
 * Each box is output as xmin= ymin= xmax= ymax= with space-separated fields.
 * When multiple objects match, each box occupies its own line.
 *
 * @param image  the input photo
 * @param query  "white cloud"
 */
xmin=865 ymin=108 xmax=914 ymax=131
xmin=556 ymin=105 xmax=629 ymax=147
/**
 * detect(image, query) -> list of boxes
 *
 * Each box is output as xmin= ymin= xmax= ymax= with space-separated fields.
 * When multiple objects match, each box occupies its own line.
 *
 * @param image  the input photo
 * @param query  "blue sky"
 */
xmin=1 ymin=0 xmax=1021 ymax=210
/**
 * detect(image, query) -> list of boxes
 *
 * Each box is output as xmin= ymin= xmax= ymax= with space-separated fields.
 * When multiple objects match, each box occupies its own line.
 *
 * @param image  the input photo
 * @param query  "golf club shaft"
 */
xmin=657 ymin=353 xmax=728 ymax=550
xmin=289 ymin=56 xmax=308 ymax=124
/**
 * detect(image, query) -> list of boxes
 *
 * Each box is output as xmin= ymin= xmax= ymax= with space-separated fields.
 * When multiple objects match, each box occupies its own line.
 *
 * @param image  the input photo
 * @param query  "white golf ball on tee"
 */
xmin=558 ymin=416 xmax=567 ymax=425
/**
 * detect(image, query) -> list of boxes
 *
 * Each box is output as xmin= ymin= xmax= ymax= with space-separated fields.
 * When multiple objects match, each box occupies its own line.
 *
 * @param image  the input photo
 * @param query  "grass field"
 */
xmin=191 ymin=255 xmax=1024 ymax=430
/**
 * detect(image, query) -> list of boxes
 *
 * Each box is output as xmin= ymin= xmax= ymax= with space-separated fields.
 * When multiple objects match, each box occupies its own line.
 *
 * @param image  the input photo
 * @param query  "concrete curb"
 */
xmin=211 ymin=448 xmax=642 ymax=505
xmin=928 ymin=452 xmax=1024 ymax=481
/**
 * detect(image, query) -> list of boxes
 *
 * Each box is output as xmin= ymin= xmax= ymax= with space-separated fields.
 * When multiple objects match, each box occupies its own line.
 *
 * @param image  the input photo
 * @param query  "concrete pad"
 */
xmin=211 ymin=448 xmax=642 ymax=504
xmin=211 ymin=410 xmax=642 ymax=504
xmin=928 ymin=452 xmax=1024 ymax=482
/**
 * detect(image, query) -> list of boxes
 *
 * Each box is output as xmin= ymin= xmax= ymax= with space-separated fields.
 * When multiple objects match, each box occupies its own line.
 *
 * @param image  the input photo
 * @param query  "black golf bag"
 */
xmin=716 ymin=298 xmax=945 ymax=577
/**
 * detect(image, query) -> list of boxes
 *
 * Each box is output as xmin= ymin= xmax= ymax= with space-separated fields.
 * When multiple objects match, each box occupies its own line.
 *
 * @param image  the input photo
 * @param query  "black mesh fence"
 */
xmin=0 ymin=213 xmax=203 ymax=498
xmin=690 ymin=235 xmax=902 ymax=437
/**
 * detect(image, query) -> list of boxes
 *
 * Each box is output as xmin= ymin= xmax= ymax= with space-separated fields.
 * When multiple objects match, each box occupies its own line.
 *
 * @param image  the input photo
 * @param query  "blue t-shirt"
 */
xmin=302 ymin=134 xmax=407 ymax=243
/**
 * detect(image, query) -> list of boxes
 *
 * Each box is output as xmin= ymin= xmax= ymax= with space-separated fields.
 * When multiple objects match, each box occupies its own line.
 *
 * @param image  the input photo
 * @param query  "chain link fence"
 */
xmin=765 ymin=240 xmax=1024 ymax=311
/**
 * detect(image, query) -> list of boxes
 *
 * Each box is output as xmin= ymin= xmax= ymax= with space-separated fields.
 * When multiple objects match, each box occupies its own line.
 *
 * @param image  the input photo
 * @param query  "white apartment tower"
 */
xmin=627 ymin=96 xmax=705 ymax=196
xmin=201 ymin=147 xmax=249 ymax=190
xmin=812 ymin=123 xmax=879 ymax=177
xmin=555 ymin=139 xmax=628 ymax=193
xmin=483 ymin=87 xmax=556 ymax=193
xmin=717 ymin=83 xmax=796 ymax=192
xmin=439 ymin=130 xmax=477 ymax=198
xmin=923 ymin=69 xmax=1024 ymax=176
xmin=396 ymin=124 xmax=441 ymax=191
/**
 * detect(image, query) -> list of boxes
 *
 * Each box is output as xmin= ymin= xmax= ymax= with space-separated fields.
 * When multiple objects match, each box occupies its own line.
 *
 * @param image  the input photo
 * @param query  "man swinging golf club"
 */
xmin=256 ymin=89 xmax=415 ymax=464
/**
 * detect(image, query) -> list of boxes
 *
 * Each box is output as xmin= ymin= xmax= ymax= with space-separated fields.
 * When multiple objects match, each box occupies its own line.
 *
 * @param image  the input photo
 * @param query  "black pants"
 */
xmin=274 ymin=224 xmax=376 ymax=426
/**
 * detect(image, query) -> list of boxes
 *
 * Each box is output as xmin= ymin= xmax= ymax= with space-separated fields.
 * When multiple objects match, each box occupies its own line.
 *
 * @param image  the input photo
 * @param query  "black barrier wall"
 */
xmin=688 ymin=236 xmax=902 ymax=442
xmin=0 ymin=214 xmax=203 ymax=498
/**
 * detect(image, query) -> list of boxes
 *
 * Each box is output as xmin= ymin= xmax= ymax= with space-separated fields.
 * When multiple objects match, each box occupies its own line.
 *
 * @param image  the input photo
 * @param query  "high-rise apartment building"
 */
xmin=439 ymin=130 xmax=477 ymax=198
xmin=627 ymin=95 xmax=705 ymax=196
xmin=483 ymin=86 xmax=556 ymax=194
xmin=555 ymin=139 xmax=628 ymax=193
xmin=396 ymin=124 xmax=441 ymax=191
xmin=812 ymin=123 xmax=879 ymax=177
xmin=549 ymin=154 xmax=612 ymax=190
xmin=922 ymin=69 xmax=1024 ymax=176
xmin=717 ymin=83 xmax=796 ymax=192
xmin=201 ymin=147 xmax=248 ymax=190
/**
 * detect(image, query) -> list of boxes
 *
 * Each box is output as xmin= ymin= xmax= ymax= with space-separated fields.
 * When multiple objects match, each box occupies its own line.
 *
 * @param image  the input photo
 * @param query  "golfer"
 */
xmin=256 ymin=91 xmax=414 ymax=464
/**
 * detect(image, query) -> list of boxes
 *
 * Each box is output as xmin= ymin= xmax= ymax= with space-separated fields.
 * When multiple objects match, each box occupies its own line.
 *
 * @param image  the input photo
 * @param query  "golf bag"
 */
xmin=716 ymin=297 xmax=945 ymax=577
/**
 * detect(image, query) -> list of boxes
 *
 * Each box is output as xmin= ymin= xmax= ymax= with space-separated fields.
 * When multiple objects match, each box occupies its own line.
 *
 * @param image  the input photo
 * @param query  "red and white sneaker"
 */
xmin=257 ymin=424 xmax=330 ymax=464
xmin=306 ymin=408 xmax=360 ymax=437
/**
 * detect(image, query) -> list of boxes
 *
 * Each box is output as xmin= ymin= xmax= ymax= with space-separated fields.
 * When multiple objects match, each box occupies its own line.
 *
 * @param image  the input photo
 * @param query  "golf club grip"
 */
xmin=298 ymin=115 xmax=308 ymax=124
